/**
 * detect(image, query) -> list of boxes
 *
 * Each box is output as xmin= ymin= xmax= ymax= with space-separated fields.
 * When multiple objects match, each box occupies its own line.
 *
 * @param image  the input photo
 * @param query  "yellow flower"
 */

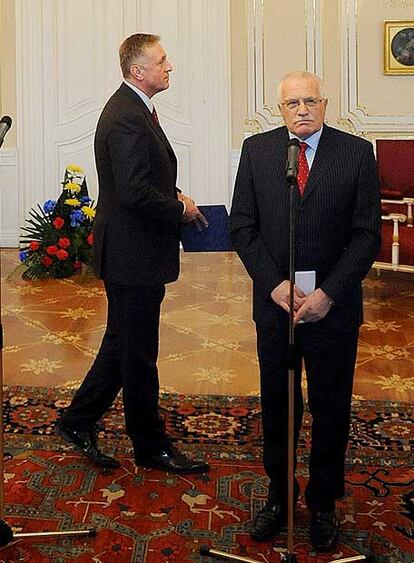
xmin=82 ymin=206 xmax=96 ymax=219
xmin=66 ymin=164 xmax=84 ymax=174
xmin=65 ymin=182 xmax=81 ymax=193
xmin=64 ymin=198 xmax=80 ymax=207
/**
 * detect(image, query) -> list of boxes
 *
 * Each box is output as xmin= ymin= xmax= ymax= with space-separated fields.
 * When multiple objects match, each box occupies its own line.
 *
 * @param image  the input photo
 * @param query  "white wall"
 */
xmin=0 ymin=148 xmax=18 ymax=246
xmin=1 ymin=0 xmax=231 ymax=246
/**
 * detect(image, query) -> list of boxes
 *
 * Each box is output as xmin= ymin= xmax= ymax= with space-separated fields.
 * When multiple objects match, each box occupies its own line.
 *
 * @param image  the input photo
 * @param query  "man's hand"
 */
xmin=179 ymin=193 xmax=209 ymax=230
xmin=271 ymin=280 xmax=306 ymax=314
xmin=293 ymin=288 xmax=333 ymax=325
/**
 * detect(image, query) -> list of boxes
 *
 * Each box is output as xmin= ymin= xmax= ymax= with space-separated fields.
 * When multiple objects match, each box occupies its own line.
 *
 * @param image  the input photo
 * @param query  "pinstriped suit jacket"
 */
xmin=93 ymin=83 xmax=183 ymax=286
xmin=230 ymin=124 xmax=381 ymax=329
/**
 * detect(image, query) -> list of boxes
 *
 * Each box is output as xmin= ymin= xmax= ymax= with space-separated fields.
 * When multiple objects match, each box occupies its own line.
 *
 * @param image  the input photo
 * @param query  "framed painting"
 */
xmin=384 ymin=21 xmax=414 ymax=75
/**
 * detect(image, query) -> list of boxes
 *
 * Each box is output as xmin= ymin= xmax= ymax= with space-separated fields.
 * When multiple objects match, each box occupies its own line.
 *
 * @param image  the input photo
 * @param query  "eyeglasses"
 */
xmin=280 ymin=98 xmax=324 ymax=110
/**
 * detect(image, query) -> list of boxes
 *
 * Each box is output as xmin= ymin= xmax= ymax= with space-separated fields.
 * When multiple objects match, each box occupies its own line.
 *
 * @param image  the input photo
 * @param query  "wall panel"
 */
xmin=11 ymin=0 xmax=230 ymax=247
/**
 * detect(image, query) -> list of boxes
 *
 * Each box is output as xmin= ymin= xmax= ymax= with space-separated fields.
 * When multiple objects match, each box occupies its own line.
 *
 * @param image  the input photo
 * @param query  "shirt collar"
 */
xmin=288 ymin=125 xmax=323 ymax=151
xmin=123 ymin=80 xmax=153 ymax=112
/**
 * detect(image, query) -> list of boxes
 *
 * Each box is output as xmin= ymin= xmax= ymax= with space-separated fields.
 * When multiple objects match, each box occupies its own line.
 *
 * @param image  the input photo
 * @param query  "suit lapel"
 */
xmin=267 ymin=127 xmax=333 ymax=197
xmin=268 ymin=127 xmax=291 ymax=184
xmin=276 ymin=128 xmax=290 ymax=172
xmin=119 ymin=83 xmax=176 ymax=158
xmin=302 ymin=125 xmax=337 ymax=200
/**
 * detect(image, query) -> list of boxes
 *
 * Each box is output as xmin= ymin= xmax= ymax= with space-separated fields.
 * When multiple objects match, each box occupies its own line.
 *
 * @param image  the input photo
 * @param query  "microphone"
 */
xmin=286 ymin=138 xmax=300 ymax=184
xmin=0 ymin=115 xmax=12 ymax=149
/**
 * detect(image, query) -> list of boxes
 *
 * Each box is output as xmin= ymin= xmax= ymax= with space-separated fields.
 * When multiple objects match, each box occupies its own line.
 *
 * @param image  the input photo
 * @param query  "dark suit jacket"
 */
xmin=230 ymin=125 xmax=381 ymax=329
xmin=93 ymin=82 xmax=184 ymax=286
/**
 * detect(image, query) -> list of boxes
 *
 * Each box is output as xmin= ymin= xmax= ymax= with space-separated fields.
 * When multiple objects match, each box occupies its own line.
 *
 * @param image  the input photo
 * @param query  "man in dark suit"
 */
xmin=230 ymin=71 xmax=381 ymax=551
xmin=57 ymin=33 xmax=209 ymax=475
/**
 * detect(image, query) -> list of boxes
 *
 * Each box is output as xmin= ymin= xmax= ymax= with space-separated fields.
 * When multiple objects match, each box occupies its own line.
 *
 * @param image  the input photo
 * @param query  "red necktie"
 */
xmin=297 ymin=142 xmax=309 ymax=196
xmin=151 ymin=106 xmax=159 ymax=126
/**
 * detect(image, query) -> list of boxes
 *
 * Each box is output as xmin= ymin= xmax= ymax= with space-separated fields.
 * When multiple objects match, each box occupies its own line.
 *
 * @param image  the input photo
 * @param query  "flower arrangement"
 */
xmin=19 ymin=164 xmax=96 ymax=279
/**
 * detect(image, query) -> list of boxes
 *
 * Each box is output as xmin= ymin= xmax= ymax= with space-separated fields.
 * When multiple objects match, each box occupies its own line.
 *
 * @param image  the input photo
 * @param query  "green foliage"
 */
xmin=19 ymin=165 xmax=96 ymax=279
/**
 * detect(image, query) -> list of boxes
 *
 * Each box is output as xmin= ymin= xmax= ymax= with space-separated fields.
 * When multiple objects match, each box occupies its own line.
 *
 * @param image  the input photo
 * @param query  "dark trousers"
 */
xmin=61 ymin=281 xmax=169 ymax=456
xmin=256 ymin=319 xmax=359 ymax=512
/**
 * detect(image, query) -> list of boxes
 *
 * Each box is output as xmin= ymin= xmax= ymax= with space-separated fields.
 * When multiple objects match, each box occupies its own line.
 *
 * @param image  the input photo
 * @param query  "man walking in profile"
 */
xmin=57 ymin=33 xmax=209 ymax=475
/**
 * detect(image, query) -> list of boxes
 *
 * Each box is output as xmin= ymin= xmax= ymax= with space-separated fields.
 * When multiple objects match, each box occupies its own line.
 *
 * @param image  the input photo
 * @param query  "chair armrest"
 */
xmin=402 ymin=198 xmax=414 ymax=227
xmin=381 ymin=198 xmax=412 ymax=225
xmin=381 ymin=213 xmax=407 ymax=269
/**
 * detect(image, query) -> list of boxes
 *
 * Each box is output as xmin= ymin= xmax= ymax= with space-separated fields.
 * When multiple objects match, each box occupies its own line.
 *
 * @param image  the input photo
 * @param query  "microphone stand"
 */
xmin=200 ymin=546 xmax=380 ymax=563
xmin=0 ymin=131 xmax=96 ymax=548
xmin=280 ymin=162 xmax=299 ymax=563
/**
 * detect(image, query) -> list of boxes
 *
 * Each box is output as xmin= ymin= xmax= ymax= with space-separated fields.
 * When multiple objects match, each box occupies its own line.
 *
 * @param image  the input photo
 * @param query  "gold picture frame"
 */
xmin=384 ymin=21 xmax=414 ymax=75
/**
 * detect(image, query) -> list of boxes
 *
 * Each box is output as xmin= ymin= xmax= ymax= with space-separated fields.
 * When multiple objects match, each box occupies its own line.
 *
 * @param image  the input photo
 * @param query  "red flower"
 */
xmin=53 ymin=217 xmax=64 ymax=229
xmin=58 ymin=237 xmax=71 ymax=248
xmin=56 ymin=249 xmax=69 ymax=261
xmin=87 ymin=232 xmax=93 ymax=246
xmin=29 ymin=241 xmax=40 ymax=251
xmin=41 ymin=255 xmax=53 ymax=267
xmin=73 ymin=260 xmax=82 ymax=270
xmin=46 ymin=245 xmax=58 ymax=255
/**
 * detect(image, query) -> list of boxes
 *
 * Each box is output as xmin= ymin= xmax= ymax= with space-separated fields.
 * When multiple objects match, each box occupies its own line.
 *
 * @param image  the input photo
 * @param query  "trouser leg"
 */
xmin=256 ymin=323 xmax=303 ymax=504
xmin=61 ymin=282 xmax=168 ymax=454
xmin=61 ymin=282 xmax=123 ymax=430
xmin=301 ymin=325 xmax=359 ymax=512
xmin=114 ymin=283 xmax=168 ymax=454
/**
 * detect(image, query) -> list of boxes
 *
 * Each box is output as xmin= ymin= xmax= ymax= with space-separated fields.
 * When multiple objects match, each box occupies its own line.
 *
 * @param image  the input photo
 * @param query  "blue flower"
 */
xmin=19 ymin=250 xmax=28 ymax=262
xmin=43 ymin=199 xmax=57 ymax=214
xmin=80 ymin=196 xmax=91 ymax=204
xmin=70 ymin=209 xmax=85 ymax=227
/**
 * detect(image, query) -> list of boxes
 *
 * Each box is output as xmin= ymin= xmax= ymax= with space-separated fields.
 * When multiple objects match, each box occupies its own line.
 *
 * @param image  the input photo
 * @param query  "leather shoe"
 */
xmin=310 ymin=511 xmax=339 ymax=552
xmin=136 ymin=447 xmax=209 ymax=474
xmin=250 ymin=502 xmax=287 ymax=541
xmin=56 ymin=422 xmax=120 ymax=469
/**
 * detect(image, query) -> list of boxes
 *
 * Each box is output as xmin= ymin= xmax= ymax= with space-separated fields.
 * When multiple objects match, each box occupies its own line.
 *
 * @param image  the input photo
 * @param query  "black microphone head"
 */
xmin=0 ymin=115 xmax=12 ymax=129
xmin=288 ymin=138 xmax=300 ymax=148
xmin=286 ymin=138 xmax=301 ymax=183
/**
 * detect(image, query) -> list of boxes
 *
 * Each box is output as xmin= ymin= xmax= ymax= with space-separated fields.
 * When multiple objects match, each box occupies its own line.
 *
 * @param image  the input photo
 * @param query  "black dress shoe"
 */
xmin=310 ymin=511 xmax=339 ymax=552
xmin=250 ymin=502 xmax=287 ymax=541
xmin=56 ymin=422 xmax=120 ymax=469
xmin=136 ymin=447 xmax=209 ymax=474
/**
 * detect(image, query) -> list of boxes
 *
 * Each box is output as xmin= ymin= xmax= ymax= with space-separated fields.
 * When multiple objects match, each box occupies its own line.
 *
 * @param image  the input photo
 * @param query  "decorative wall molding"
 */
xmin=0 ymin=149 xmax=19 ymax=246
xmin=340 ymin=0 xmax=414 ymax=134
xmin=388 ymin=0 xmax=414 ymax=6
xmin=15 ymin=0 xmax=122 ymax=224
xmin=230 ymin=148 xmax=241 ymax=200
xmin=245 ymin=0 xmax=323 ymax=132
xmin=14 ymin=0 xmax=232 ymax=241
xmin=154 ymin=0 xmax=232 ymax=206
xmin=0 ymin=149 xmax=18 ymax=167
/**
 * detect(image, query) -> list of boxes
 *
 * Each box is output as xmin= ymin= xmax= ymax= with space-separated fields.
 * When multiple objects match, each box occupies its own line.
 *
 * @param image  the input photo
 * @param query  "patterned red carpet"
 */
xmin=1 ymin=386 xmax=413 ymax=562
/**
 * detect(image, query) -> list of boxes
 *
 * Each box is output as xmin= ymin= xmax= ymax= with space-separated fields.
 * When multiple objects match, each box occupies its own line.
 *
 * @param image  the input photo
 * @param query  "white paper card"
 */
xmin=295 ymin=270 xmax=316 ymax=323
xmin=295 ymin=270 xmax=315 ymax=295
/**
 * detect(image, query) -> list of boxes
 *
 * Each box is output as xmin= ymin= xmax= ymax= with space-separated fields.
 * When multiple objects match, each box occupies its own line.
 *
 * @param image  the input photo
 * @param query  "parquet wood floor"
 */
xmin=1 ymin=248 xmax=413 ymax=402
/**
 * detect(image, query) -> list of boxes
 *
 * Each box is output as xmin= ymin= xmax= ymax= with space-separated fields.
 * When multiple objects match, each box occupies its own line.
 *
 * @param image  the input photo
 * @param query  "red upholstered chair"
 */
xmin=375 ymin=140 xmax=414 ymax=272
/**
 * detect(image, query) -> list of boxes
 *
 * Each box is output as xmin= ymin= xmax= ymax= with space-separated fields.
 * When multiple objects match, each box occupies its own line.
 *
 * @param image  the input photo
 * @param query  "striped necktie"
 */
xmin=151 ymin=106 xmax=159 ymax=126
xmin=297 ymin=142 xmax=309 ymax=195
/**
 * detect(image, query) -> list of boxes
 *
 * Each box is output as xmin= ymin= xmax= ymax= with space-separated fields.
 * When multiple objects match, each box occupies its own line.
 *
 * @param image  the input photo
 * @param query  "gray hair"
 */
xmin=277 ymin=71 xmax=326 ymax=103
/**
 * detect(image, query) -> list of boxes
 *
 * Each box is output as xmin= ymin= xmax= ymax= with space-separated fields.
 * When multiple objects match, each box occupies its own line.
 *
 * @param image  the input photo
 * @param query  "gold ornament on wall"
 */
xmin=388 ymin=0 xmax=414 ymax=6
xmin=384 ymin=21 xmax=414 ymax=75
